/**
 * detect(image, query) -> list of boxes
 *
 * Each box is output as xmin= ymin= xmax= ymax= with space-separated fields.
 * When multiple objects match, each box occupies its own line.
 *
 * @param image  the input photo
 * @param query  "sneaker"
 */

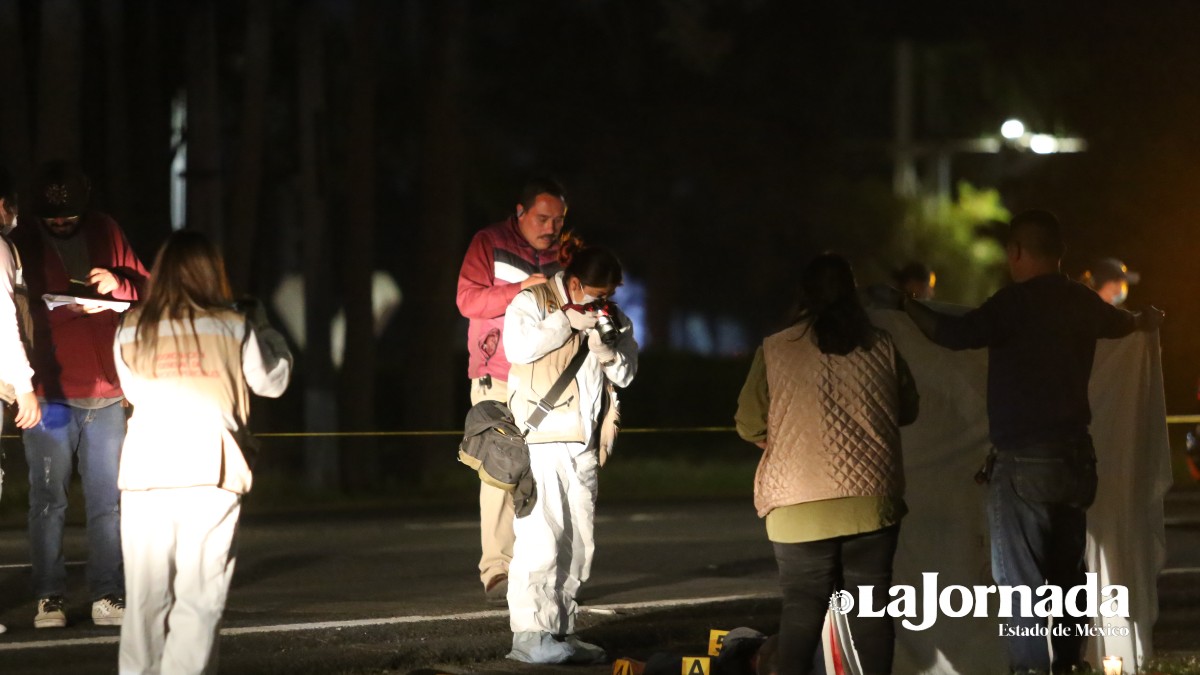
xmin=484 ymin=573 xmax=508 ymax=606
xmin=507 ymin=631 xmax=575 ymax=664
xmin=91 ymin=595 xmax=124 ymax=626
xmin=563 ymin=634 xmax=607 ymax=664
xmin=34 ymin=596 xmax=67 ymax=629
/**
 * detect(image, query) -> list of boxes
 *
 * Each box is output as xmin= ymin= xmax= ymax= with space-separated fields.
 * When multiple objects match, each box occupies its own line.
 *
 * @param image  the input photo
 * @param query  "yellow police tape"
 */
xmin=1 ymin=418 xmax=1198 ymax=441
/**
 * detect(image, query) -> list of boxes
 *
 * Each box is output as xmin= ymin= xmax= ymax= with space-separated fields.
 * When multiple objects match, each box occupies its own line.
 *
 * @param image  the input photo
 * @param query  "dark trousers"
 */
xmin=989 ymin=443 xmax=1093 ymax=674
xmin=773 ymin=524 xmax=899 ymax=675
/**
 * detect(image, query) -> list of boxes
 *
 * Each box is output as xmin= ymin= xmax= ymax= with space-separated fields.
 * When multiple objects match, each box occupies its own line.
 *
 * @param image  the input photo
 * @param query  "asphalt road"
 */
xmin=0 ymin=495 xmax=1197 ymax=674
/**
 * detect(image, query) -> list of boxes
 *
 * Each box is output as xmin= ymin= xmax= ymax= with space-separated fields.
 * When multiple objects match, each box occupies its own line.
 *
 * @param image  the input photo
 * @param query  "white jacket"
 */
xmin=0 ymin=237 xmax=33 ymax=396
xmin=503 ymin=272 xmax=637 ymax=449
xmin=114 ymin=310 xmax=291 ymax=493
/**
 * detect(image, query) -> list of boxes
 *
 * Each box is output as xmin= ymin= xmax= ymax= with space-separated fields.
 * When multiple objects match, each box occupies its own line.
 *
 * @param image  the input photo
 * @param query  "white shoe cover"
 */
xmin=507 ymin=631 xmax=575 ymax=664
xmin=563 ymin=634 xmax=607 ymax=664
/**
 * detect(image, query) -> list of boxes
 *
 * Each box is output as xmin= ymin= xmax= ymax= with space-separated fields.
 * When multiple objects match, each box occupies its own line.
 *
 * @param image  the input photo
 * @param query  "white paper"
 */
xmin=42 ymin=293 xmax=131 ymax=313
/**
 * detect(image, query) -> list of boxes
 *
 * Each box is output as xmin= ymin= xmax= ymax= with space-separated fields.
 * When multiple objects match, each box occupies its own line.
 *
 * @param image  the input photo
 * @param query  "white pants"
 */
xmin=507 ymin=441 xmax=598 ymax=635
xmin=119 ymin=487 xmax=241 ymax=675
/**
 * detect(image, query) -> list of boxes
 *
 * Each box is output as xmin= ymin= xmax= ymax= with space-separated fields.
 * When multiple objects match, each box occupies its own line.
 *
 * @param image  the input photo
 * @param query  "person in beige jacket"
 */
xmin=113 ymin=231 xmax=291 ymax=674
xmin=736 ymin=253 xmax=918 ymax=675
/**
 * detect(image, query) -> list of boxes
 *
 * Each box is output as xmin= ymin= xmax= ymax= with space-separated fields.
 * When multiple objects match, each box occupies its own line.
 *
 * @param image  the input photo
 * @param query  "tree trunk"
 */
xmin=100 ymin=0 xmax=130 ymax=220
xmin=0 ymin=0 xmax=32 ymax=176
xmin=338 ymin=0 xmax=380 ymax=490
xmin=35 ymin=0 xmax=83 ymax=165
xmin=227 ymin=0 xmax=272 ymax=293
xmin=185 ymin=0 xmax=222 ymax=239
xmin=297 ymin=1 xmax=340 ymax=490
xmin=130 ymin=0 xmax=172 ymax=241
xmin=406 ymin=0 xmax=467 ymax=433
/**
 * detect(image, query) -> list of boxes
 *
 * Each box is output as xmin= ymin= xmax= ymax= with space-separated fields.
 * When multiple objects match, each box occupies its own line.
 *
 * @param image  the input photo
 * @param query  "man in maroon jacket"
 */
xmin=15 ymin=161 xmax=149 ymax=629
xmin=456 ymin=178 xmax=566 ymax=603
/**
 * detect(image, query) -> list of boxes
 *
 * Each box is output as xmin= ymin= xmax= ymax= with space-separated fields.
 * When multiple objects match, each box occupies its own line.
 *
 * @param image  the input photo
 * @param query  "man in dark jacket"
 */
xmin=898 ymin=210 xmax=1162 ymax=673
xmin=16 ymin=161 xmax=149 ymax=629
xmin=455 ymin=178 xmax=565 ymax=603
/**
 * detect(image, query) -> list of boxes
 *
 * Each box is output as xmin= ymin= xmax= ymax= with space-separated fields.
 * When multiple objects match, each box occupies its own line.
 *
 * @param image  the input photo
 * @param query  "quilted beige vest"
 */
xmin=754 ymin=322 xmax=904 ymax=517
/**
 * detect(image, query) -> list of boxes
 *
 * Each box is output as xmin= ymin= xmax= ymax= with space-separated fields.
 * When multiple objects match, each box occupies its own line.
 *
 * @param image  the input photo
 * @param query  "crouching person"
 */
xmin=503 ymin=243 xmax=637 ymax=664
xmin=114 ymin=231 xmax=291 ymax=674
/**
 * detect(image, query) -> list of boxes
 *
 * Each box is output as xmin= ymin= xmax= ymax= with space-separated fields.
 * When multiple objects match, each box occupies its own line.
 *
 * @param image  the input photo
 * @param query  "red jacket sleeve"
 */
xmin=102 ymin=217 xmax=149 ymax=301
xmin=456 ymin=230 xmax=522 ymax=320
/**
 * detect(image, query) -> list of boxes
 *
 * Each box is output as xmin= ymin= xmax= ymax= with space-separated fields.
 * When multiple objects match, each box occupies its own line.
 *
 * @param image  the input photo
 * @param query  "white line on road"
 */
xmin=0 ymin=592 xmax=772 ymax=652
xmin=1161 ymin=567 xmax=1200 ymax=576
xmin=401 ymin=512 xmax=682 ymax=531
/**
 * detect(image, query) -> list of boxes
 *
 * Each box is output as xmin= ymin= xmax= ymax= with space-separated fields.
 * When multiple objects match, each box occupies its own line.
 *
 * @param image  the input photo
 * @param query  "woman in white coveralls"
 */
xmin=113 ymin=231 xmax=291 ymax=674
xmin=502 ymin=242 xmax=637 ymax=664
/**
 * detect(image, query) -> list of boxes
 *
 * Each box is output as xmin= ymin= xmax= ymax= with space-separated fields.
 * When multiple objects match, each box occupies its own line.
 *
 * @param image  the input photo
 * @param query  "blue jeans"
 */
xmin=25 ymin=401 xmax=127 ymax=600
xmin=988 ymin=441 xmax=1093 ymax=673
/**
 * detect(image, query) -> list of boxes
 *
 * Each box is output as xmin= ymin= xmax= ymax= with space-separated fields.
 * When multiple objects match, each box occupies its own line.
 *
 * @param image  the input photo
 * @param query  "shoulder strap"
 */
xmin=520 ymin=275 xmax=585 ymax=433
xmin=523 ymin=344 xmax=589 ymax=433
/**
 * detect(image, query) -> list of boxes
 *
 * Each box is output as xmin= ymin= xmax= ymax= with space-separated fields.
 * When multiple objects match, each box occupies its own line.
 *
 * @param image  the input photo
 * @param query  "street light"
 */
xmin=1029 ymin=134 xmax=1060 ymax=154
xmin=1000 ymin=119 xmax=1025 ymax=140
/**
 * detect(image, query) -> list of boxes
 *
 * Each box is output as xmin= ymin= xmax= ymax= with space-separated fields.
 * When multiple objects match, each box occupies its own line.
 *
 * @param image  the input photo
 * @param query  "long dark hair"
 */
xmin=131 ymin=230 xmax=233 ymax=375
xmin=793 ymin=253 xmax=875 ymax=356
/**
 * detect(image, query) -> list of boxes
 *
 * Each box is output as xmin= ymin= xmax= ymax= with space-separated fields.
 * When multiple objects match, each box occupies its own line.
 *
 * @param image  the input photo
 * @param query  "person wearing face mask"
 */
xmin=456 ymin=178 xmax=568 ymax=604
xmin=12 ymin=160 xmax=149 ymax=630
xmin=501 ymin=240 xmax=638 ymax=664
xmin=1080 ymin=257 xmax=1139 ymax=307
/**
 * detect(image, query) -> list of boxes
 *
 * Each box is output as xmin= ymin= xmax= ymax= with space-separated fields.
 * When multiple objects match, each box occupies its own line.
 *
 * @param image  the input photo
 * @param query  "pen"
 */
xmin=70 ymin=278 xmax=93 ymax=285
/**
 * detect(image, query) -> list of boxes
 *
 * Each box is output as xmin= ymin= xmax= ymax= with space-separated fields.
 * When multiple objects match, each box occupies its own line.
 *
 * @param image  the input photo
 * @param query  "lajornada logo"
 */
xmin=828 ymin=572 xmax=1129 ymax=631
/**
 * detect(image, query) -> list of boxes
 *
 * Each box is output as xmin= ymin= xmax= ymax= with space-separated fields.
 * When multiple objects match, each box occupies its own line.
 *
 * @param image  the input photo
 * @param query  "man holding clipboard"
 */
xmin=12 ymin=161 xmax=148 ymax=630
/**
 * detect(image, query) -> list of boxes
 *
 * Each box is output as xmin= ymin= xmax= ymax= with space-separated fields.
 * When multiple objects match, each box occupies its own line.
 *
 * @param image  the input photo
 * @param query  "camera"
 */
xmin=587 ymin=300 xmax=622 ymax=346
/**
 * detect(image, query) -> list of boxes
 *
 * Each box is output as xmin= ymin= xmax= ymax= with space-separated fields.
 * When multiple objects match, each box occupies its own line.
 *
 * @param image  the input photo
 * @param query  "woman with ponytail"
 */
xmin=735 ymin=253 xmax=919 ymax=675
xmin=502 ymin=242 xmax=637 ymax=664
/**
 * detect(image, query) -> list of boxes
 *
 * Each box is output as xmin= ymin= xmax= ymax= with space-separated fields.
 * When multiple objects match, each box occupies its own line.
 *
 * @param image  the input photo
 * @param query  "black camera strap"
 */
xmin=523 ymin=340 xmax=590 ymax=434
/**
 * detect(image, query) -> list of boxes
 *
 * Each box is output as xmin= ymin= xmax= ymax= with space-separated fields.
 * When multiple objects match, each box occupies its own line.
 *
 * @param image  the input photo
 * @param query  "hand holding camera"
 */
xmin=588 ymin=326 xmax=617 ymax=362
xmin=565 ymin=307 xmax=598 ymax=331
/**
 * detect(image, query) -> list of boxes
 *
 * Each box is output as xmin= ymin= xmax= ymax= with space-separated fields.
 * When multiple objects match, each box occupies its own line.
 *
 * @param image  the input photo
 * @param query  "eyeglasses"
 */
xmin=41 ymin=215 xmax=81 ymax=225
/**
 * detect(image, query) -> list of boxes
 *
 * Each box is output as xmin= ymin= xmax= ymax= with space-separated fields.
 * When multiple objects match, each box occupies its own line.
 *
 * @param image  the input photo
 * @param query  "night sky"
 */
xmin=2 ymin=0 xmax=1198 ymax=436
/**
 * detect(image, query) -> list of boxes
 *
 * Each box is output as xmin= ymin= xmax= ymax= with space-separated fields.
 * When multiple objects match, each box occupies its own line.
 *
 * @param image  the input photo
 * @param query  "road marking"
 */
xmin=401 ymin=512 xmax=679 ymax=532
xmin=1161 ymin=567 xmax=1200 ymax=576
xmin=0 ymin=593 xmax=773 ymax=651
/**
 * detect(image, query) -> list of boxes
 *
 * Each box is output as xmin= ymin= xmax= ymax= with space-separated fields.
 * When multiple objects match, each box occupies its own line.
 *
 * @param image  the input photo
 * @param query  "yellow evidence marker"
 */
xmin=682 ymin=656 xmax=711 ymax=675
xmin=708 ymin=629 xmax=729 ymax=656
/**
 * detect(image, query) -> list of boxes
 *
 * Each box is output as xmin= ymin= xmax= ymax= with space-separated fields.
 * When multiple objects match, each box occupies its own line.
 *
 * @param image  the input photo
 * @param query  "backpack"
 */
xmin=0 ymin=233 xmax=34 ymax=404
xmin=458 ymin=400 xmax=537 ymax=517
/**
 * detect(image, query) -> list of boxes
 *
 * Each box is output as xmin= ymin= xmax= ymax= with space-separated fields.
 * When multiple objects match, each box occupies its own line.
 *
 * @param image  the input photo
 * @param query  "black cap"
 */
xmin=30 ymin=160 xmax=90 ymax=219
xmin=1086 ymin=258 xmax=1140 ymax=287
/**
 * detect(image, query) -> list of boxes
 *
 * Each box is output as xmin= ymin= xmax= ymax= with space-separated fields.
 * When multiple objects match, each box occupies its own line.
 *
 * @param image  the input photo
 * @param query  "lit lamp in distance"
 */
xmin=1102 ymin=655 xmax=1123 ymax=675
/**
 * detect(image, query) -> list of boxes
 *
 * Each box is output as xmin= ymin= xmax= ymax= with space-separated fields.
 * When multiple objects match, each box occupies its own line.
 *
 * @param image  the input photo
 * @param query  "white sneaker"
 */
xmin=507 ymin=631 xmax=575 ymax=664
xmin=91 ymin=595 xmax=124 ymax=626
xmin=34 ymin=597 xmax=67 ymax=628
